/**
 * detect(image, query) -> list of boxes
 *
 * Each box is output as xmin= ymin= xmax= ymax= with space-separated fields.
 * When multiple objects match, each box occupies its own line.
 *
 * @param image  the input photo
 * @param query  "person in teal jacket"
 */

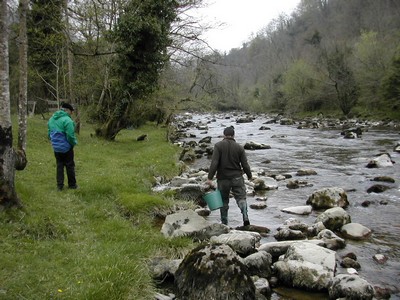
xmin=48 ymin=102 xmax=78 ymax=190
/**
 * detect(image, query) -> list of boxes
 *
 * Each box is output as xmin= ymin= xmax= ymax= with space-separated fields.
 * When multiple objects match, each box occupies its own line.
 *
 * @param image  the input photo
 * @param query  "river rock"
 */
xmin=175 ymin=184 xmax=205 ymax=204
xmin=235 ymin=224 xmax=270 ymax=236
xmin=195 ymin=207 xmax=210 ymax=217
xmin=280 ymin=118 xmax=294 ymax=125
xmin=340 ymin=257 xmax=361 ymax=269
xmin=373 ymin=254 xmax=388 ymax=264
xmin=199 ymin=136 xmax=212 ymax=143
xmin=281 ymin=205 xmax=312 ymax=215
xmin=328 ymin=274 xmax=375 ymax=300
xmin=236 ymin=116 xmax=254 ymax=123
xmin=307 ymin=187 xmax=349 ymax=209
xmin=346 ymin=268 xmax=359 ymax=275
xmin=275 ymin=174 xmax=286 ymax=181
xmin=342 ymin=127 xmax=362 ymax=138
xmin=278 ymin=218 xmax=318 ymax=238
xmin=317 ymin=229 xmax=346 ymax=250
xmin=251 ymin=177 xmax=278 ymax=191
xmin=342 ymin=252 xmax=358 ymax=261
xmin=196 ymin=124 xmax=208 ymax=131
xmin=372 ymin=176 xmax=395 ymax=183
xmin=244 ymin=141 xmax=271 ymax=150
xmin=366 ymin=153 xmax=394 ymax=168
xmin=367 ymin=184 xmax=391 ymax=193
xmin=174 ymin=243 xmax=256 ymax=299
xmin=179 ymin=148 xmax=196 ymax=162
xmin=274 ymin=227 xmax=307 ymax=241
xmin=307 ymin=221 xmax=326 ymax=237
xmin=210 ymin=230 xmax=261 ymax=256
xmin=394 ymin=142 xmax=400 ymax=153
xmin=161 ymin=209 xmax=229 ymax=240
xmin=148 ymin=257 xmax=182 ymax=280
xmin=283 ymin=217 xmax=308 ymax=228
xmin=243 ymin=251 xmax=273 ymax=278
xmin=341 ymin=223 xmax=372 ymax=240
xmin=296 ymin=168 xmax=317 ymax=176
xmin=252 ymin=178 xmax=266 ymax=190
xmin=253 ymin=277 xmax=272 ymax=297
xmin=250 ymin=202 xmax=267 ymax=209
xmin=286 ymin=179 xmax=312 ymax=189
xmin=343 ymin=131 xmax=358 ymax=139
xmin=315 ymin=207 xmax=351 ymax=231
xmin=273 ymin=242 xmax=336 ymax=291
xmin=258 ymin=240 xmax=325 ymax=259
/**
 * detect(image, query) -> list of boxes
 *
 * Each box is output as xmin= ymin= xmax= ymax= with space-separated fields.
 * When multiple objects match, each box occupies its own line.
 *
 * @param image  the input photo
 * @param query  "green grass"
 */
xmin=0 ymin=115 xmax=194 ymax=299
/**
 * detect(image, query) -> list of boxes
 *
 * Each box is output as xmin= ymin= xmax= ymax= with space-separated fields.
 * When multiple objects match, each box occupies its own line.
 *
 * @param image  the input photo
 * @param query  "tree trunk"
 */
xmin=63 ymin=0 xmax=81 ymax=134
xmin=17 ymin=0 xmax=28 ymax=170
xmin=95 ymin=117 xmax=126 ymax=141
xmin=95 ymin=101 xmax=131 ymax=140
xmin=0 ymin=0 xmax=22 ymax=208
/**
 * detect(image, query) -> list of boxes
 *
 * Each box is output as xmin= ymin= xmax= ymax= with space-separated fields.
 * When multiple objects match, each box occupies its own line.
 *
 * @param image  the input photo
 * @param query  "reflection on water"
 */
xmin=179 ymin=113 xmax=400 ymax=299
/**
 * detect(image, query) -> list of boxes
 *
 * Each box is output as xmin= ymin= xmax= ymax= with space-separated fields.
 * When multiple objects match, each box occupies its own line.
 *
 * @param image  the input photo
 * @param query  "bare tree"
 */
xmin=17 ymin=0 xmax=28 ymax=155
xmin=0 ymin=0 xmax=22 ymax=208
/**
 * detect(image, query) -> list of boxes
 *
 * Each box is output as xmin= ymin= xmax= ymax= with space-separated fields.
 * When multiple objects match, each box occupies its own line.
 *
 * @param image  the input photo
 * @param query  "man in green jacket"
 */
xmin=47 ymin=102 xmax=78 ymax=190
xmin=207 ymin=126 xmax=252 ymax=226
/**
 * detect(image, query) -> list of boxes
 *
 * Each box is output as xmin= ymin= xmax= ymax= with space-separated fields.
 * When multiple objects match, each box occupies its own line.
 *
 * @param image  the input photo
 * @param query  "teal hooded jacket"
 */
xmin=47 ymin=110 xmax=77 ymax=153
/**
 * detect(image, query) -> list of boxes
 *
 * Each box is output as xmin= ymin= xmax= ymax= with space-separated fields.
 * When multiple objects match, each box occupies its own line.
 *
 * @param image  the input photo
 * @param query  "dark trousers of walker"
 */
xmin=54 ymin=148 xmax=77 ymax=189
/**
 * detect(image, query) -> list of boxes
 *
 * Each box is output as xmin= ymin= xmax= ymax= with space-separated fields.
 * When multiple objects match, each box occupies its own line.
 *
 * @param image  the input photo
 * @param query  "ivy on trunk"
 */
xmin=95 ymin=0 xmax=178 ymax=140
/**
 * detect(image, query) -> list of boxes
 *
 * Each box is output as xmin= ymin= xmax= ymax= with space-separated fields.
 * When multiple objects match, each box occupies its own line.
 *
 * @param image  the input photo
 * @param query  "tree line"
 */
xmin=175 ymin=0 xmax=400 ymax=119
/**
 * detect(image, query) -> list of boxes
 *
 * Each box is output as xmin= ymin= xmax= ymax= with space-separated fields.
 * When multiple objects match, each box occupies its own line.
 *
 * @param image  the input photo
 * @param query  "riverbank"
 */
xmin=0 ymin=115 xmax=193 ymax=299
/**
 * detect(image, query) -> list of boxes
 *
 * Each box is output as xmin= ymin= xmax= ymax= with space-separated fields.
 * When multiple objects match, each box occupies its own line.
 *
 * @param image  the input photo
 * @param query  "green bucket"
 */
xmin=203 ymin=189 xmax=223 ymax=210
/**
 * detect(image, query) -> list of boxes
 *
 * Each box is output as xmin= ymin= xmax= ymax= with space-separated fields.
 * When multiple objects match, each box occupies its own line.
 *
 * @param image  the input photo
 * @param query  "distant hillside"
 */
xmin=172 ymin=0 xmax=400 ymax=120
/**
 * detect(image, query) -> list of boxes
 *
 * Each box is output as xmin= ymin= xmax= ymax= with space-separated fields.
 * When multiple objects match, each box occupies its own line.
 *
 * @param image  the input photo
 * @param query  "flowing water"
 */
xmin=177 ymin=112 xmax=400 ymax=299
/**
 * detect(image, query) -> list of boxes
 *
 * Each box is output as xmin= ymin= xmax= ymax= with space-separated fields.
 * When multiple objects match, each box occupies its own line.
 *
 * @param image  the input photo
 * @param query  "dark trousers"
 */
xmin=54 ymin=149 xmax=77 ymax=189
xmin=217 ymin=177 xmax=249 ymax=225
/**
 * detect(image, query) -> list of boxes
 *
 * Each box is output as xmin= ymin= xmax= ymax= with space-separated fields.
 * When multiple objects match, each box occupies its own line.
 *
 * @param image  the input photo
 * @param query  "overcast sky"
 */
xmin=195 ymin=0 xmax=300 ymax=52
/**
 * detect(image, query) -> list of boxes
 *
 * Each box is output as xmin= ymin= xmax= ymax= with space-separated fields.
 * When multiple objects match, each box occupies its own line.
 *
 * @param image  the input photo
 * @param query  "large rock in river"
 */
xmin=161 ymin=210 xmax=229 ymax=240
xmin=341 ymin=222 xmax=372 ymax=240
xmin=273 ymin=242 xmax=336 ymax=291
xmin=315 ymin=207 xmax=351 ymax=231
xmin=328 ymin=274 xmax=375 ymax=300
xmin=306 ymin=187 xmax=349 ymax=209
xmin=175 ymin=243 xmax=255 ymax=300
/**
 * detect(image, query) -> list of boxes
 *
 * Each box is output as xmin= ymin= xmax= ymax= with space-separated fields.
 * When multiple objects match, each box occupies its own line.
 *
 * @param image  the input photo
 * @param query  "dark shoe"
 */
xmin=243 ymin=220 xmax=250 ymax=226
xmin=57 ymin=186 xmax=63 ymax=191
xmin=68 ymin=185 xmax=78 ymax=189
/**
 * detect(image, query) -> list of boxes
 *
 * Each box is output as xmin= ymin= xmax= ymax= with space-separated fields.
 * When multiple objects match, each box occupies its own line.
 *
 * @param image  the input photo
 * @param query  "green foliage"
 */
xmin=382 ymin=48 xmax=400 ymax=109
xmin=325 ymin=45 xmax=359 ymax=115
xmin=94 ymin=0 xmax=179 ymax=139
xmin=353 ymin=31 xmax=393 ymax=109
xmin=282 ymin=60 xmax=325 ymax=113
xmin=1 ymin=115 xmax=193 ymax=299
xmin=27 ymin=0 xmax=65 ymax=101
xmin=114 ymin=0 xmax=177 ymax=98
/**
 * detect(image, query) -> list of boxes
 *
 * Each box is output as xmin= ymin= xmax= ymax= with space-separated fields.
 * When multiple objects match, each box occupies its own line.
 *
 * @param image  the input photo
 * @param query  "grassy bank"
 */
xmin=1 ymin=115 xmax=193 ymax=299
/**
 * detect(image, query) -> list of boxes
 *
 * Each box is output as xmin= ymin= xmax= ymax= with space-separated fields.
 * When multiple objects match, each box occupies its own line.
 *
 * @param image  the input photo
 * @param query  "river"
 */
xmin=177 ymin=112 xmax=400 ymax=299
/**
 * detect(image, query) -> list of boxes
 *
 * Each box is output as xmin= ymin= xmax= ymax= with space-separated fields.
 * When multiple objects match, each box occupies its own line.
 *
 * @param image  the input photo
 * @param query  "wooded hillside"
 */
xmin=175 ymin=0 xmax=400 ymax=119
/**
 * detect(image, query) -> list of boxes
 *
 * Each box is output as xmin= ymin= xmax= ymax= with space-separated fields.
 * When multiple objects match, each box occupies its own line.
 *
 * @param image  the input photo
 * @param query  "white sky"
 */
xmin=195 ymin=0 xmax=300 ymax=52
